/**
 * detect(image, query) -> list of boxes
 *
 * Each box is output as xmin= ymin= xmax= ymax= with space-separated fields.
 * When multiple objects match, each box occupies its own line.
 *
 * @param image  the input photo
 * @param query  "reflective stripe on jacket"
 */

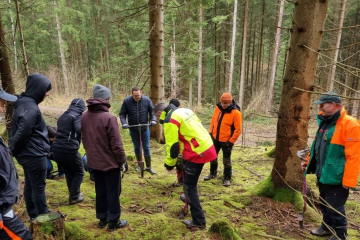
xmin=163 ymin=108 xmax=217 ymax=167
xmin=306 ymin=107 xmax=360 ymax=187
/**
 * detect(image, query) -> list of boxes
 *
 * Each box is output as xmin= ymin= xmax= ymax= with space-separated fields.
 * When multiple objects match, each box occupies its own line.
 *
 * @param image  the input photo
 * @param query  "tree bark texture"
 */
xmin=0 ymin=9 xmax=16 ymax=134
xmin=197 ymin=5 xmax=203 ymax=106
xmin=15 ymin=0 xmax=29 ymax=76
xmin=238 ymin=0 xmax=248 ymax=109
xmin=228 ymin=0 xmax=238 ymax=94
xmin=149 ymin=0 xmax=164 ymax=105
xmin=272 ymin=0 xmax=329 ymax=190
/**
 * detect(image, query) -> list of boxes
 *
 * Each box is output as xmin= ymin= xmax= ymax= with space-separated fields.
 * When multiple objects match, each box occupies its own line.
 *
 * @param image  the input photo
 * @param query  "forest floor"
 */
xmin=9 ymin=96 xmax=360 ymax=240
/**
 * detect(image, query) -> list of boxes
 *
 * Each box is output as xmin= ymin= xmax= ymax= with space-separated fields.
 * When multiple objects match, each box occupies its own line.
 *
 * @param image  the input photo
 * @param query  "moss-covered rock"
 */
xmin=209 ymin=218 xmax=242 ymax=240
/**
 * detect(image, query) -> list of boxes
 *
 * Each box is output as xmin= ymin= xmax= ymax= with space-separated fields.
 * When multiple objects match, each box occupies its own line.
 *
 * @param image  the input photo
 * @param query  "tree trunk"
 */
xmin=54 ymin=0 xmax=69 ymax=97
xmin=170 ymin=21 xmax=177 ymax=99
xmin=272 ymin=0 xmax=329 ymax=190
xmin=8 ymin=0 xmax=17 ymax=71
xmin=214 ymin=2 xmax=220 ymax=105
xmin=14 ymin=0 xmax=29 ymax=76
xmin=197 ymin=5 xmax=203 ymax=106
xmin=31 ymin=212 xmax=65 ymax=240
xmin=149 ymin=0 xmax=164 ymax=143
xmin=268 ymin=0 xmax=285 ymax=109
xmin=228 ymin=0 xmax=238 ymax=94
xmin=0 ymin=9 xmax=16 ymax=134
xmin=328 ymin=0 xmax=347 ymax=91
xmin=238 ymin=0 xmax=248 ymax=109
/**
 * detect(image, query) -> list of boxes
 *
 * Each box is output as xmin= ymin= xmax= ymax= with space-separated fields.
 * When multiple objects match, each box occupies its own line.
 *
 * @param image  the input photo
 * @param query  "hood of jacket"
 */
xmin=68 ymin=98 xmax=86 ymax=113
xmin=86 ymin=98 xmax=111 ymax=112
xmin=20 ymin=73 xmax=51 ymax=104
xmin=216 ymin=99 xmax=241 ymax=113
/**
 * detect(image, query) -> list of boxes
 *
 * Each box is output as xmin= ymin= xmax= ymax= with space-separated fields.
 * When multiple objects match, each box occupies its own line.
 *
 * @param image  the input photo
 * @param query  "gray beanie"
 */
xmin=93 ymin=84 xmax=111 ymax=99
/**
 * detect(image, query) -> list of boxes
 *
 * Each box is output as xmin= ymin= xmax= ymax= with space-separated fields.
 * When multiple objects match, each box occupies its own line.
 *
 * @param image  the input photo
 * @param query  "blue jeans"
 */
xmin=16 ymin=156 xmax=49 ymax=219
xmin=319 ymin=182 xmax=349 ymax=239
xmin=183 ymin=161 xmax=206 ymax=226
xmin=129 ymin=129 xmax=151 ymax=157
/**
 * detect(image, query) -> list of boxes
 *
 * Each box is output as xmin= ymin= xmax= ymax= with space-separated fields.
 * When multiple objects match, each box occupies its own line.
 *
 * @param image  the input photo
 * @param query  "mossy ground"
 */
xmin=6 ymin=97 xmax=360 ymax=239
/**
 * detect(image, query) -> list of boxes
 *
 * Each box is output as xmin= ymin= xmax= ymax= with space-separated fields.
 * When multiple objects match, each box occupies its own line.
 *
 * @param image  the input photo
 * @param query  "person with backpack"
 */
xmin=52 ymin=98 xmax=86 ymax=205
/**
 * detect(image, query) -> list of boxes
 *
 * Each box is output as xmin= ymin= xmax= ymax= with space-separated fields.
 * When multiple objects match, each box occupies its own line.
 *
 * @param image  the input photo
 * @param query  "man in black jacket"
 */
xmin=52 ymin=98 xmax=86 ymax=205
xmin=9 ymin=73 xmax=51 ymax=220
xmin=120 ymin=86 xmax=157 ymax=174
xmin=0 ymin=87 xmax=32 ymax=239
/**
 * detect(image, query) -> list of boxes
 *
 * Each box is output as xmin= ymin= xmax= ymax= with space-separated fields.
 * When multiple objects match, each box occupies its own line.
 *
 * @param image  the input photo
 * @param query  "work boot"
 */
xmin=135 ymin=155 xmax=142 ymax=171
xmin=310 ymin=227 xmax=332 ymax=236
xmin=204 ymin=160 xmax=218 ymax=181
xmin=69 ymin=193 xmax=84 ymax=205
xmin=223 ymin=180 xmax=231 ymax=187
xmin=144 ymin=156 xmax=156 ymax=174
xmin=107 ymin=219 xmax=128 ymax=230
xmin=183 ymin=220 xmax=206 ymax=230
xmin=97 ymin=218 xmax=108 ymax=228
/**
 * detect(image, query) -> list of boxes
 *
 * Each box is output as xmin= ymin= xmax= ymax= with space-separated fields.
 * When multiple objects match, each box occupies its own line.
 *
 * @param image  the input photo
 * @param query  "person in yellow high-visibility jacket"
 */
xmin=155 ymin=101 xmax=217 ymax=230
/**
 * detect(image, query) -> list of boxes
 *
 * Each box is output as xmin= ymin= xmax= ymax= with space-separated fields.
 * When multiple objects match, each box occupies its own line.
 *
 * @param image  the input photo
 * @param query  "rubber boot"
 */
xmin=223 ymin=158 xmax=232 ymax=186
xmin=204 ymin=160 xmax=218 ymax=181
xmin=144 ymin=156 xmax=156 ymax=174
xmin=135 ymin=154 xmax=142 ymax=171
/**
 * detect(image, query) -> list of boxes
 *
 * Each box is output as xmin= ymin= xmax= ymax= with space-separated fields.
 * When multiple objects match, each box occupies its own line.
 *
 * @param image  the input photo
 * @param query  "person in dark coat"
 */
xmin=0 ymin=87 xmax=32 ymax=239
xmin=9 ymin=73 xmax=51 ymax=220
xmin=52 ymin=98 xmax=86 ymax=205
xmin=119 ymin=86 xmax=157 ymax=174
xmin=81 ymin=84 xmax=128 ymax=230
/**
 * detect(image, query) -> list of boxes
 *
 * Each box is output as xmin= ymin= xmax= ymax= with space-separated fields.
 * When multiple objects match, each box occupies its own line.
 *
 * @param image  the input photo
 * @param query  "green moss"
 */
xmin=254 ymin=174 xmax=274 ymax=197
xmin=265 ymin=147 xmax=275 ymax=157
xmin=65 ymin=222 xmax=94 ymax=239
xmin=231 ymin=191 xmax=252 ymax=206
xmin=209 ymin=218 xmax=242 ymax=240
xmin=38 ymin=222 xmax=55 ymax=235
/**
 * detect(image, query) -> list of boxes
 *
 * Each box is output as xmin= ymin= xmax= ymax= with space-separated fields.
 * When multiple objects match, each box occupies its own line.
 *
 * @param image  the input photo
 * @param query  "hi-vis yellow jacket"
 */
xmin=163 ymin=108 xmax=217 ymax=167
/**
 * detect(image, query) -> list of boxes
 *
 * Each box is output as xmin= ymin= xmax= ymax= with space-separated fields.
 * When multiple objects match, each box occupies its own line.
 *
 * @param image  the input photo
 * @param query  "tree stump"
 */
xmin=31 ymin=211 xmax=66 ymax=240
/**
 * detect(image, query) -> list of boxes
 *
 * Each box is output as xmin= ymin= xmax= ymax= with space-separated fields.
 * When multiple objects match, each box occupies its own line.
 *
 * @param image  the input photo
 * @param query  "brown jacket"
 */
xmin=81 ymin=99 xmax=126 ymax=171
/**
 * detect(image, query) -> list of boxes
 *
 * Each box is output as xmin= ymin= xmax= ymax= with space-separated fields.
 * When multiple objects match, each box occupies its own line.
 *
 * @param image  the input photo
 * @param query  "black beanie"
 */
xmin=169 ymin=98 xmax=180 ymax=107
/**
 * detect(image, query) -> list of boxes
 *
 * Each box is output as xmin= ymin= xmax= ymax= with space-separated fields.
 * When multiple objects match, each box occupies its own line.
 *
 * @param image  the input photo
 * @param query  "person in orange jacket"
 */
xmin=204 ymin=93 xmax=242 ymax=186
xmin=301 ymin=92 xmax=360 ymax=240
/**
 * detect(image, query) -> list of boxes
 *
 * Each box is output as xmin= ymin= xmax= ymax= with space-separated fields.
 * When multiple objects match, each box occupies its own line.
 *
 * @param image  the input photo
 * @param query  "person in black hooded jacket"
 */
xmin=52 ymin=98 xmax=86 ymax=205
xmin=9 ymin=73 xmax=51 ymax=221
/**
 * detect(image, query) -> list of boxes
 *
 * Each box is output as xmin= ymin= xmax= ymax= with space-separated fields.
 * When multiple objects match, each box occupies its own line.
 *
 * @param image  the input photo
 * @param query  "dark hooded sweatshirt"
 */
xmin=9 ymin=73 xmax=51 ymax=158
xmin=52 ymin=98 xmax=86 ymax=153
xmin=81 ymin=99 xmax=127 ymax=171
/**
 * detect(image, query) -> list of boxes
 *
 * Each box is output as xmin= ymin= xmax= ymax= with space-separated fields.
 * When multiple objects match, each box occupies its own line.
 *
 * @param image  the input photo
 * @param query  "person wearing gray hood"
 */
xmin=52 ymin=98 xmax=86 ymax=205
xmin=9 ymin=73 xmax=51 ymax=221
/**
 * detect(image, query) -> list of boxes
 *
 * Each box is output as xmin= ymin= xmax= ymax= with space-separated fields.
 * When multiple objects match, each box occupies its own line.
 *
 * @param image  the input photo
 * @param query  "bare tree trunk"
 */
xmin=268 ymin=0 xmax=285 ymax=109
xmin=228 ymin=0 xmax=238 ymax=94
xmin=0 ymin=9 xmax=16 ymax=133
xmin=214 ymin=2 xmax=220 ymax=105
xmin=8 ymin=0 xmax=17 ymax=71
xmin=272 ymin=0 xmax=329 ymax=190
xmin=238 ymin=0 xmax=248 ymax=109
xmin=14 ymin=0 xmax=29 ymax=76
xmin=54 ymin=0 xmax=69 ymax=97
xmin=149 ymin=0 xmax=164 ymax=143
xmin=170 ymin=47 xmax=177 ymax=98
xmin=328 ymin=0 xmax=347 ymax=91
xmin=197 ymin=5 xmax=203 ymax=106
xmin=149 ymin=0 xmax=164 ymax=104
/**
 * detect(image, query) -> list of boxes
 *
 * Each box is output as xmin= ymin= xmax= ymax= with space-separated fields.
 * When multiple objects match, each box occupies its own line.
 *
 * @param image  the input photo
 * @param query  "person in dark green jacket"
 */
xmin=302 ymin=92 xmax=360 ymax=240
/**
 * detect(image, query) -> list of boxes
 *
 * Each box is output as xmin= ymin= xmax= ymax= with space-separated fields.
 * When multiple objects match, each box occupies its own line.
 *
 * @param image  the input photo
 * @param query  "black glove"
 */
xmin=226 ymin=141 xmax=233 ymax=147
xmin=122 ymin=124 xmax=129 ymax=129
xmin=151 ymin=120 xmax=157 ymax=126
xmin=122 ymin=162 xmax=128 ymax=173
xmin=164 ymin=163 xmax=175 ymax=171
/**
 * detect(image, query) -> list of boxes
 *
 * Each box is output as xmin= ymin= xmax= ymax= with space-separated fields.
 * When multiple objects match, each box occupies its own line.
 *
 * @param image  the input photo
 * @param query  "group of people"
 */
xmin=0 ymin=73 xmax=359 ymax=240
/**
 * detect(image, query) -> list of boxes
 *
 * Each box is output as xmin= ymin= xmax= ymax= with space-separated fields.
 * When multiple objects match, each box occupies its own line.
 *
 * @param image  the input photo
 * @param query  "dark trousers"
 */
xmin=93 ymin=168 xmax=121 ymax=221
xmin=16 ymin=156 xmax=48 ymax=219
xmin=53 ymin=151 xmax=84 ymax=200
xmin=212 ymin=138 xmax=232 ymax=180
xmin=0 ymin=209 xmax=32 ymax=240
xmin=183 ymin=161 xmax=206 ymax=226
xmin=319 ymin=182 xmax=349 ymax=239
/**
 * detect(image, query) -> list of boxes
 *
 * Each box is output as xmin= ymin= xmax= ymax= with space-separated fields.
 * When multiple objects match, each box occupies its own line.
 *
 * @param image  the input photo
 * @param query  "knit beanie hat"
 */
xmin=220 ymin=93 xmax=232 ymax=103
xmin=93 ymin=84 xmax=111 ymax=99
xmin=169 ymin=98 xmax=180 ymax=107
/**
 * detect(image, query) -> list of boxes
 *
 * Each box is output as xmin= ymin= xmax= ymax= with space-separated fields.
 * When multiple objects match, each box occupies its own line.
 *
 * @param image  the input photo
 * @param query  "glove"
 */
xmin=122 ymin=124 xmax=129 ymax=129
xmin=226 ymin=141 xmax=234 ymax=147
xmin=151 ymin=120 xmax=157 ymax=126
xmin=122 ymin=162 xmax=128 ymax=173
xmin=164 ymin=163 xmax=175 ymax=171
